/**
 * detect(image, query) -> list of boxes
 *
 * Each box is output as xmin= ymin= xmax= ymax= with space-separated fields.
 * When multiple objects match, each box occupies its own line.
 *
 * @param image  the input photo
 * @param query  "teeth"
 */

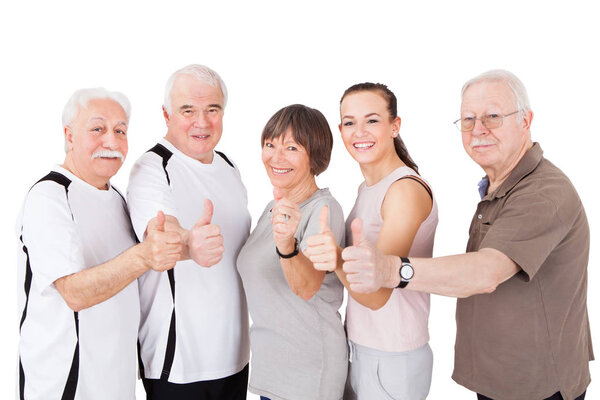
xmin=354 ymin=142 xmax=374 ymax=149
xmin=272 ymin=167 xmax=292 ymax=173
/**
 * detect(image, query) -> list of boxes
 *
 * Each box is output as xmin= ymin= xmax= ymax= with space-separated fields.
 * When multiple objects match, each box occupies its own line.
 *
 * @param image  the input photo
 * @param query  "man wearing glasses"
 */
xmin=336 ymin=70 xmax=592 ymax=399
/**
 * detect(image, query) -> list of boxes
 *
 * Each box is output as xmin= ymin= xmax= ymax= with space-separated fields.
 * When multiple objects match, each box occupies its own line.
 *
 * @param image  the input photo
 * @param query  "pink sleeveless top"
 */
xmin=345 ymin=166 xmax=438 ymax=352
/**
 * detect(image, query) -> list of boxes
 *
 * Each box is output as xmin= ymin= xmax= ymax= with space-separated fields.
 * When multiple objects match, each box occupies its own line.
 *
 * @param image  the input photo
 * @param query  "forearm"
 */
xmin=280 ymin=251 xmax=326 ymax=301
xmin=400 ymin=249 xmax=519 ymax=298
xmin=335 ymin=267 xmax=393 ymax=310
xmin=55 ymin=244 xmax=150 ymax=311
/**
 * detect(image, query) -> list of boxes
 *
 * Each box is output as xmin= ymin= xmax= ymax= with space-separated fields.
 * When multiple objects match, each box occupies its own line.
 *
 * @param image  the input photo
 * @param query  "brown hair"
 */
xmin=340 ymin=82 xmax=419 ymax=174
xmin=261 ymin=104 xmax=333 ymax=176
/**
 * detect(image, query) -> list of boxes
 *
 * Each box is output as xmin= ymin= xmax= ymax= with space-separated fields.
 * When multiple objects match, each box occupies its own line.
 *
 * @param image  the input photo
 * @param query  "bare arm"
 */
xmin=272 ymin=194 xmax=325 ymax=301
xmin=342 ymin=243 xmax=519 ymax=298
xmin=402 ymin=248 xmax=519 ymax=297
xmin=55 ymin=211 xmax=183 ymax=311
xmin=340 ymin=178 xmax=432 ymax=309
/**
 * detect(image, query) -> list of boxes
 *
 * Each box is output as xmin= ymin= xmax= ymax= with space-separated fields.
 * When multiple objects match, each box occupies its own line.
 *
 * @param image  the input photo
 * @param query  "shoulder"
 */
xmin=306 ymin=189 xmax=343 ymax=217
xmin=510 ymin=157 xmax=582 ymax=217
xmin=385 ymin=175 xmax=432 ymax=212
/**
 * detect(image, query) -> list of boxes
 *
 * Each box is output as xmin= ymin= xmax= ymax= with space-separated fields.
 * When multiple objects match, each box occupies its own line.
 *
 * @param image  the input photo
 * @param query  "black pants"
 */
xmin=477 ymin=390 xmax=586 ymax=400
xmin=143 ymin=364 xmax=249 ymax=400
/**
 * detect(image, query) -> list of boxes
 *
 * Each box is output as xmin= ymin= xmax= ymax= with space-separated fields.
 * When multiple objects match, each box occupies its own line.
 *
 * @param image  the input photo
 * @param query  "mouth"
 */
xmin=353 ymin=141 xmax=375 ymax=151
xmin=270 ymin=166 xmax=293 ymax=175
xmin=191 ymin=134 xmax=210 ymax=141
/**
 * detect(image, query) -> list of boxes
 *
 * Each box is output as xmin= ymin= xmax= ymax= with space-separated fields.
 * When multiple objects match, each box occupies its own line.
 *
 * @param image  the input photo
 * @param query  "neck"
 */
xmin=486 ymin=139 xmax=533 ymax=192
xmin=278 ymin=176 xmax=319 ymax=204
xmin=361 ymin=150 xmax=404 ymax=186
xmin=62 ymin=154 xmax=109 ymax=190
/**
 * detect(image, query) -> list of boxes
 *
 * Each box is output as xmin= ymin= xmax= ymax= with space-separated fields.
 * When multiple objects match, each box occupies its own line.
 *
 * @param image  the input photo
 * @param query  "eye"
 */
xmin=116 ymin=128 xmax=127 ymax=135
xmin=91 ymin=126 xmax=104 ymax=133
xmin=463 ymin=117 xmax=475 ymax=122
xmin=286 ymin=146 xmax=298 ymax=151
xmin=487 ymin=113 xmax=501 ymax=120
xmin=367 ymin=119 xmax=379 ymax=124
xmin=208 ymin=108 xmax=219 ymax=113
xmin=264 ymin=142 xmax=274 ymax=148
xmin=183 ymin=109 xmax=194 ymax=116
xmin=343 ymin=121 xmax=354 ymax=127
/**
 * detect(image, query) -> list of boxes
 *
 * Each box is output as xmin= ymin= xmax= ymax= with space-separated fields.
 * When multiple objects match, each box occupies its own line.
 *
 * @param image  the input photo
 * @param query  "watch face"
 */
xmin=400 ymin=264 xmax=414 ymax=280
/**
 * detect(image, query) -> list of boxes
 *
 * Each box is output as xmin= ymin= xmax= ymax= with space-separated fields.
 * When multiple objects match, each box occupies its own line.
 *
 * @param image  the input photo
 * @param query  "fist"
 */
xmin=144 ymin=211 xmax=184 ymax=271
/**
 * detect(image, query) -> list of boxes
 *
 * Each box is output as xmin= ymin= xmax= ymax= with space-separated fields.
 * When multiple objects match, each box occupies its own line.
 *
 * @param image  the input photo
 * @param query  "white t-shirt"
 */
xmin=127 ymin=138 xmax=251 ymax=383
xmin=16 ymin=166 xmax=140 ymax=400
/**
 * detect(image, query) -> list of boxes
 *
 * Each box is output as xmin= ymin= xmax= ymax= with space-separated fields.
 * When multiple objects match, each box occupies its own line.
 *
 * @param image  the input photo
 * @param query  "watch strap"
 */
xmin=276 ymin=238 xmax=299 ymax=259
xmin=396 ymin=257 xmax=411 ymax=289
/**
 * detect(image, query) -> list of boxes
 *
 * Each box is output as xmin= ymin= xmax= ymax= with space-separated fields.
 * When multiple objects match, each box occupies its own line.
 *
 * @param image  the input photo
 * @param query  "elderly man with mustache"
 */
xmin=16 ymin=88 xmax=184 ymax=400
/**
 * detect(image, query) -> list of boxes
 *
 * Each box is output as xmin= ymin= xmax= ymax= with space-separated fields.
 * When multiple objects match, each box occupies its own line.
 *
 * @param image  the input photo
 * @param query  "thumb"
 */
xmin=319 ymin=206 xmax=331 ymax=234
xmin=351 ymin=218 xmax=364 ymax=246
xmin=151 ymin=210 xmax=165 ymax=232
xmin=195 ymin=199 xmax=214 ymax=227
xmin=273 ymin=187 xmax=283 ymax=202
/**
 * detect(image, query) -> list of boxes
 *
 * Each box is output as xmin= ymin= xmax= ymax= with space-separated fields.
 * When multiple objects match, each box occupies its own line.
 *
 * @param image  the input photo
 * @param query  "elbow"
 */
xmin=365 ymin=298 xmax=387 ymax=311
xmin=455 ymin=277 xmax=500 ymax=298
xmin=294 ymin=285 xmax=319 ymax=301
xmin=63 ymin=297 xmax=86 ymax=312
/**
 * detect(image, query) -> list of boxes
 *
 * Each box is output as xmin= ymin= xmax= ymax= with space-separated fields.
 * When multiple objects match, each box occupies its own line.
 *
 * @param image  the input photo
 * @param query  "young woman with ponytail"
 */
xmin=307 ymin=83 xmax=438 ymax=399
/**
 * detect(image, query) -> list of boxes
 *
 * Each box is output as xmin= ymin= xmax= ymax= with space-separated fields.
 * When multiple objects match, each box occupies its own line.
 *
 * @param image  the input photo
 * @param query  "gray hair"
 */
xmin=62 ymin=87 xmax=131 ymax=152
xmin=163 ymin=64 xmax=228 ymax=116
xmin=461 ymin=69 xmax=531 ymax=118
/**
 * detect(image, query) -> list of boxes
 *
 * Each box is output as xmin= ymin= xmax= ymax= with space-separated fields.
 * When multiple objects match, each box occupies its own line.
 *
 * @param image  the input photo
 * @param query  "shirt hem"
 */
xmin=144 ymin=359 xmax=249 ymax=383
xmin=451 ymin=373 xmax=590 ymax=400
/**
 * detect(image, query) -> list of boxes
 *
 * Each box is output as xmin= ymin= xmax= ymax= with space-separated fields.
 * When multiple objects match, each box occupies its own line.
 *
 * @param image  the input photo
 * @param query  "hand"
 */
xmin=271 ymin=188 xmax=301 ymax=255
xmin=341 ymin=218 xmax=400 ymax=293
xmin=188 ymin=199 xmax=225 ymax=267
xmin=305 ymin=206 xmax=340 ymax=271
xmin=143 ymin=211 xmax=184 ymax=271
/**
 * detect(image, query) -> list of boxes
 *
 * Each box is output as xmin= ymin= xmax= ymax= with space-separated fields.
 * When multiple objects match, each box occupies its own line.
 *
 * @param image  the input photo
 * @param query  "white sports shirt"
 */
xmin=127 ymin=138 xmax=251 ymax=383
xmin=16 ymin=167 xmax=140 ymax=400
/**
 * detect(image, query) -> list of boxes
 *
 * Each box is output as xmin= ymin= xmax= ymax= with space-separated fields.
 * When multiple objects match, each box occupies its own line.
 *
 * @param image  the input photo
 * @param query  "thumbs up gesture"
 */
xmin=188 ymin=199 xmax=225 ymax=267
xmin=305 ymin=206 xmax=340 ymax=271
xmin=143 ymin=211 xmax=184 ymax=272
xmin=271 ymin=187 xmax=301 ymax=255
xmin=341 ymin=218 xmax=398 ymax=293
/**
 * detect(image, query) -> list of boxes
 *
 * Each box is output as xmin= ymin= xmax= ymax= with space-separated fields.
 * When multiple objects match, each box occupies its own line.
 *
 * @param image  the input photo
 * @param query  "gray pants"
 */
xmin=344 ymin=340 xmax=433 ymax=400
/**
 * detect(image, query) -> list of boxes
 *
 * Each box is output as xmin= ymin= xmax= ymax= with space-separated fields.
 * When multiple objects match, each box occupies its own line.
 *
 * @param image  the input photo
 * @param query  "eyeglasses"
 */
xmin=454 ymin=110 xmax=520 ymax=132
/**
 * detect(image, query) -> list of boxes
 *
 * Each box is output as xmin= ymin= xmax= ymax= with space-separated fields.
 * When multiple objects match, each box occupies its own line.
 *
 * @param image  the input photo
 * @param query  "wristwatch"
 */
xmin=396 ymin=257 xmax=414 ymax=288
xmin=276 ymin=238 xmax=299 ymax=259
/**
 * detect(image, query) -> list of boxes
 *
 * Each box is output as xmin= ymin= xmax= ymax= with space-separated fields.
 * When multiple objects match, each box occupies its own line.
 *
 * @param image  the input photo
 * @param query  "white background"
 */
xmin=1 ymin=1 xmax=598 ymax=398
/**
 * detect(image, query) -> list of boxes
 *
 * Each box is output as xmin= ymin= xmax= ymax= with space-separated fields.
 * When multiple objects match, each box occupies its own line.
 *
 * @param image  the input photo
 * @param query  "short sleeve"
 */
xmin=299 ymin=196 xmax=345 ymax=251
xmin=127 ymin=153 xmax=178 ymax=241
xmin=21 ymin=183 xmax=85 ymax=295
xmin=480 ymin=190 xmax=572 ymax=281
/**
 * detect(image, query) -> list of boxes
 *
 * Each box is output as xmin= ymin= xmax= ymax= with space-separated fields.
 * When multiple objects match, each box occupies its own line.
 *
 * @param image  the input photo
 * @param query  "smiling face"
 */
xmin=64 ymin=98 xmax=128 ymax=189
xmin=460 ymin=80 xmax=532 ymax=178
xmin=164 ymin=74 xmax=224 ymax=163
xmin=339 ymin=90 xmax=400 ymax=167
xmin=261 ymin=129 xmax=313 ymax=191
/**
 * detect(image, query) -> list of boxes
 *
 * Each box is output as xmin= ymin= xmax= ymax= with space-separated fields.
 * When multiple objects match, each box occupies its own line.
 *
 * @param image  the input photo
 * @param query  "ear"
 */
xmin=162 ymin=106 xmax=170 ymax=126
xmin=338 ymin=123 xmax=343 ymax=133
xmin=521 ymin=110 xmax=533 ymax=131
xmin=64 ymin=126 xmax=74 ymax=151
xmin=392 ymin=116 xmax=402 ymax=136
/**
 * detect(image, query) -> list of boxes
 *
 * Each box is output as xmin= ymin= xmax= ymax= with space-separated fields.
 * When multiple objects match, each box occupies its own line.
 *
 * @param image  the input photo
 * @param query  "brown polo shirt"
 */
xmin=452 ymin=143 xmax=593 ymax=400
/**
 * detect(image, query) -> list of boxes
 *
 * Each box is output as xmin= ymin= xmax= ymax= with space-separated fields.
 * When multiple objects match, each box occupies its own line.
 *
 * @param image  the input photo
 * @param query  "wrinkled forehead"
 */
xmin=75 ymin=98 xmax=128 ymax=125
xmin=461 ymin=80 xmax=516 ymax=112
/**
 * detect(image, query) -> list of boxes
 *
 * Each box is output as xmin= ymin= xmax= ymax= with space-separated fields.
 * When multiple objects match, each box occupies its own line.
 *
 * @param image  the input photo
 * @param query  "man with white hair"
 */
xmin=127 ymin=64 xmax=250 ymax=399
xmin=309 ymin=70 xmax=592 ymax=400
xmin=16 ymin=88 xmax=184 ymax=399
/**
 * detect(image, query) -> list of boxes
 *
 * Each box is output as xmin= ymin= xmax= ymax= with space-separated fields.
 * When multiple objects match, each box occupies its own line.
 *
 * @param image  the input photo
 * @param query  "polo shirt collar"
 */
xmin=482 ymin=142 xmax=543 ymax=200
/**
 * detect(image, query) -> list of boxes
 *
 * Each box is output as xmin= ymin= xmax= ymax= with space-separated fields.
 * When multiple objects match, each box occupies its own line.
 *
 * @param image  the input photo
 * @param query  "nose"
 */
xmin=471 ymin=118 xmax=490 ymax=136
xmin=193 ymin=111 xmax=210 ymax=128
xmin=103 ymin=131 xmax=120 ymax=150
xmin=272 ymin=145 xmax=285 ymax=163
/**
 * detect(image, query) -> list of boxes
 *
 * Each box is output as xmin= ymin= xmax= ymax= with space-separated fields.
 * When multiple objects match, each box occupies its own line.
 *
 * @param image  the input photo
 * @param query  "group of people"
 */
xmin=16 ymin=64 xmax=592 ymax=400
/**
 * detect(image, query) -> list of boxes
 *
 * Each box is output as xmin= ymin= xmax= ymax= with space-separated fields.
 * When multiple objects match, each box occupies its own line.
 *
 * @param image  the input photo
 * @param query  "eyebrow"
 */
xmin=179 ymin=104 xmax=194 ymax=111
xmin=341 ymin=112 xmax=381 ymax=120
xmin=208 ymin=104 xmax=222 ymax=110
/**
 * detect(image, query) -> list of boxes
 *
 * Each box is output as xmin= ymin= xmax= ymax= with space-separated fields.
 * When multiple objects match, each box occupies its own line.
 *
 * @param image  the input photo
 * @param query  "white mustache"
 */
xmin=470 ymin=137 xmax=496 ymax=147
xmin=92 ymin=150 xmax=124 ymax=161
